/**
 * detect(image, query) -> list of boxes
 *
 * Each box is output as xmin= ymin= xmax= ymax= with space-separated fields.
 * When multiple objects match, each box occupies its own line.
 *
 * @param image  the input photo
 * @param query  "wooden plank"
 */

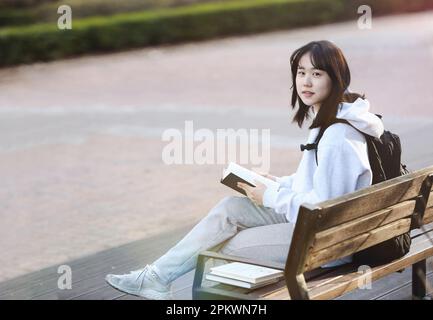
xmin=0 ymin=225 xmax=193 ymax=299
xmin=263 ymin=243 xmax=432 ymax=301
xmin=340 ymin=268 xmax=413 ymax=300
xmin=60 ymin=247 xmax=198 ymax=300
xmin=67 ymin=246 xmax=288 ymax=300
xmin=111 ymin=227 xmax=433 ymax=301
xmin=0 ymin=224 xmax=191 ymax=295
xmin=258 ymin=265 xmax=342 ymax=298
xmin=115 ymin=294 xmax=143 ymax=300
xmin=192 ymin=244 xmax=338 ymax=300
xmin=316 ymin=166 xmax=433 ymax=231
xmin=412 ymin=223 xmax=433 ymax=238
xmin=313 ymin=200 xmax=416 ymax=251
xmin=66 ymin=260 xmax=196 ymax=300
xmin=307 ymin=231 xmax=433 ymax=300
xmin=310 ymin=244 xmax=432 ymax=300
xmin=377 ymin=258 xmax=433 ymax=300
xmin=424 ymin=207 xmax=433 ymax=225
xmin=251 ymin=268 xmax=338 ymax=300
xmin=377 ymin=271 xmax=433 ymax=300
xmin=110 ymin=270 xmax=196 ymax=300
xmin=305 ymin=218 xmax=412 ymax=271
xmin=86 ymin=270 xmax=195 ymax=300
xmin=172 ymin=285 xmax=193 ymax=300
xmin=171 ymin=271 xmax=195 ymax=300
xmin=69 ymin=284 xmax=128 ymax=300
xmin=426 ymin=190 xmax=433 ymax=209
xmin=284 ymin=204 xmax=320 ymax=300
xmin=257 ymin=280 xmax=290 ymax=300
xmin=37 ymin=244 xmax=173 ymax=299
xmin=0 ymin=224 xmax=192 ymax=298
xmin=337 ymin=256 xmax=433 ymax=300
xmin=0 ymin=251 xmax=119 ymax=296
xmin=0 ymin=241 xmax=170 ymax=299
xmin=261 ymin=265 xmax=356 ymax=300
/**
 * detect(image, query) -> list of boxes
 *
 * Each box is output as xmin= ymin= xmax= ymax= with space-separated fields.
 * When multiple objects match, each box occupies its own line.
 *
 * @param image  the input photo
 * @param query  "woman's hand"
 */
xmin=237 ymin=181 xmax=267 ymax=206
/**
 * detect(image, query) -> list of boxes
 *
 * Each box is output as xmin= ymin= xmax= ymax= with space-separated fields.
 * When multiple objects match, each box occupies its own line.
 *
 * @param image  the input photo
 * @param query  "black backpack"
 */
xmin=301 ymin=115 xmax=411 ymax=266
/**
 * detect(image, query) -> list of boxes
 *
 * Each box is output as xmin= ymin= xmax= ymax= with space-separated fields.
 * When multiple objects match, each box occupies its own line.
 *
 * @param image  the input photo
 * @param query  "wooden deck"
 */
xmin=0 ymin=225 xmax=195 ymax=300
xmin=0 ymin=225 xmax=432 ymax=300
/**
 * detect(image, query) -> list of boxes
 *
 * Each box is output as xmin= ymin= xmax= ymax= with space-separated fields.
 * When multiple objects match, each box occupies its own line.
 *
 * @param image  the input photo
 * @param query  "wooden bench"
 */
xmin=192 ymin=165 xmax=433 ymax=300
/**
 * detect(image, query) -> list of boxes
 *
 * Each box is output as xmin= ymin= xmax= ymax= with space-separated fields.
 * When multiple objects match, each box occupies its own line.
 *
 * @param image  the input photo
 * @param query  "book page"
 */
xmin=205 ymin=273 xmax=279 ymax=289
xmin=223 ymin=162 xmax=279 ymax=190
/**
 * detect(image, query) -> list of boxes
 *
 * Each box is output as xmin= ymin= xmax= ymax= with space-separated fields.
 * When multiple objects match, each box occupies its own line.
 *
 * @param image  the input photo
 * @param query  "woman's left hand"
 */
xmin=237 ymin=181 xmax=266 ymax=206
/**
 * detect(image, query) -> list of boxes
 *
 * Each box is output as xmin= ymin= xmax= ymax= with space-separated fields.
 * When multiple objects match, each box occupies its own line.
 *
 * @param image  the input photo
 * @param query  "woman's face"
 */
xmin=295 ymin=52 xmax=332 ymax=112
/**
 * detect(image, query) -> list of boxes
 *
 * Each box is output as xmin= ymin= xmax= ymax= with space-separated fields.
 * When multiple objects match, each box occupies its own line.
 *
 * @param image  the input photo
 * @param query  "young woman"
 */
xmin=105 ymin=40 xmax=384 ymax=299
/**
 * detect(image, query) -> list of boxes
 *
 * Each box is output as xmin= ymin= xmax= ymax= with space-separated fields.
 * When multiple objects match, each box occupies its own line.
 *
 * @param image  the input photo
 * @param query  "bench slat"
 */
xmin=305 ymin=218 xmax=412 ymax=271
xmin=308 ymin=230 xmax=433 ymax=300
xmin=316 ymin=167 xmax=433 ymax=231
xmin=252 ymin=267 xmax=338 ymax=300
xmin=424 ymin=207 xmax=433 ymax=225
xmin=261 ymin=265 xmax=361 ymax=300
xmin=313 ymin=200 xmax=416 ymax=251
xmin=427 ymin=190 xmax=433 ymax=208
xmin=262 ymin=228 xmax=433 ymax=300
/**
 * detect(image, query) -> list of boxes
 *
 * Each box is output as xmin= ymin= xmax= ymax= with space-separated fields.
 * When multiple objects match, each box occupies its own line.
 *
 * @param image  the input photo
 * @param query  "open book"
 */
xmin=208 ymin=262 xmax=284 ymax=284
xmin=220 ymin=162 xmax=280 ymax=196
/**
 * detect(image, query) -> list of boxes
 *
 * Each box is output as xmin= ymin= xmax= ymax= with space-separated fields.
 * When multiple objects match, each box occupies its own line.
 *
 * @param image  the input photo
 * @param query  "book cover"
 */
xmin=209 ymin=262 xmax=284 ymax=284
xmin=220 ymin=172 xmax=254 ymax=196
xmin=220 ymin=162 xmax=280 ymax=196
xmin=205 ymin=273 xmax=280 ymax=289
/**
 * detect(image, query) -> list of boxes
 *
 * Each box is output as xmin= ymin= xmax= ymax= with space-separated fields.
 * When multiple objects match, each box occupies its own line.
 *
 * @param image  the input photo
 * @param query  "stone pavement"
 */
xmin=0 ymin=11 xmax=432 ymax=283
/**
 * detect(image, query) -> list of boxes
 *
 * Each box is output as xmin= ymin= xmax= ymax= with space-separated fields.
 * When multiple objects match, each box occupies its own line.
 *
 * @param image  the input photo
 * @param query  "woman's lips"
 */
xmin=302 ymin=91 xmax=314 ymax=97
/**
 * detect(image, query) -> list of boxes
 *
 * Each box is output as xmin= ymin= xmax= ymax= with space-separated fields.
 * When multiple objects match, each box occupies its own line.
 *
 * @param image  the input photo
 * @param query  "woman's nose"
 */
xmin=303 ymin=76 xmax=312 ymax=87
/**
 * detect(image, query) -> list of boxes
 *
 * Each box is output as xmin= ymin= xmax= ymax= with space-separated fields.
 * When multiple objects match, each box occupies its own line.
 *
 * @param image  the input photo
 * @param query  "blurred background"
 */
xmin=0 ymin=0 xmax=432 ymax=288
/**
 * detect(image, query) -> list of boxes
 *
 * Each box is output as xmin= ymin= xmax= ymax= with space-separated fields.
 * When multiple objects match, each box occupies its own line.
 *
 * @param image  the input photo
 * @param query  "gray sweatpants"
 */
xmin=153 ymin=195 xmax=288 ymax=284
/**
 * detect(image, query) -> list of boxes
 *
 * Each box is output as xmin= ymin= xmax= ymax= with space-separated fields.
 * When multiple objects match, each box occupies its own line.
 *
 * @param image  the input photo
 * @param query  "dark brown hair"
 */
xmin=290 ymin=40 xmax=364 ymax=129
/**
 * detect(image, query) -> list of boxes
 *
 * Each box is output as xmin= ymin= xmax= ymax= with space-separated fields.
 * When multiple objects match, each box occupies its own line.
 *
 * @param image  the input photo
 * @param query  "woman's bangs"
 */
xmin=308 ymin=46 xmax=328 ymax=71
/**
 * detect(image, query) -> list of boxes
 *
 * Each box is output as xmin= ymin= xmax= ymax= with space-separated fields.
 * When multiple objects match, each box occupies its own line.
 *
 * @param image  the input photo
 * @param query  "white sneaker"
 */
xmin=105 ymin=265 xmax=172 ymax=300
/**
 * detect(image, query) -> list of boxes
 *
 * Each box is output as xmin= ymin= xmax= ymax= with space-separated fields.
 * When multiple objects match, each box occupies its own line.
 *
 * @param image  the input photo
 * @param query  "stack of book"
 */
xmin=205 ymin=262 xmax=284 ymax=289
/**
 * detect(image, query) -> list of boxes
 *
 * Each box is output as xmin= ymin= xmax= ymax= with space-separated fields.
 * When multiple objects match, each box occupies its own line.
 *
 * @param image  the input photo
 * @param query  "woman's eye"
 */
xmin=297 ymin=71 xmax=305 ymax=75
xmin=313 ymin=72 xmax=321 ymax=77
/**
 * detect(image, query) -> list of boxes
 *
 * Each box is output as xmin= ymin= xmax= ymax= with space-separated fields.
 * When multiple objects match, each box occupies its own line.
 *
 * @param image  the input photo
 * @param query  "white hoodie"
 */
xmin=263 ymin=97 xmax=384 ymax=226
xmin=262 ymin=98 xmax=384 ymax=267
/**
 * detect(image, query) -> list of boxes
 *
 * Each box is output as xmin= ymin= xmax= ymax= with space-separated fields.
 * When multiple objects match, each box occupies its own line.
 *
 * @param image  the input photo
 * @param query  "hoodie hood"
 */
xmin=336 ymin=98 xmax=384 ymax=138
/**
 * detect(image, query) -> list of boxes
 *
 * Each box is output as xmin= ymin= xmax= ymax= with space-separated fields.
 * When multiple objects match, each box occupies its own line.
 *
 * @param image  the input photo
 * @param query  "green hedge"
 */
xmin=0 ymin=0 xmax=432 ymax=67
xmin=0 ymin=9 xmax=37 ymax=26
xmin=0 ymin=0 xmax=220 ymax=27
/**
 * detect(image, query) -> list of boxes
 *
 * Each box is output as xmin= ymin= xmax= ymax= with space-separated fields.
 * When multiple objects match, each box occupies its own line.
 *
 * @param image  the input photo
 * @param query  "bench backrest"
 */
xmin=284 ymin=165 xmax=433 ymax=299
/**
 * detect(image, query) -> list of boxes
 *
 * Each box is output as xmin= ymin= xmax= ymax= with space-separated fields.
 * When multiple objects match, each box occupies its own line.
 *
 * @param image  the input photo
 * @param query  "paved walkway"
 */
xmin=0 ymin=11 xmax=432 ymax=283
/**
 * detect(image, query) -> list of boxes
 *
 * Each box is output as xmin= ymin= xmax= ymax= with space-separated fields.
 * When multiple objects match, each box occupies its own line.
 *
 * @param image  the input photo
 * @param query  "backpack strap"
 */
xmin=299 ymin=113 xmax=384 ymax=164
xmin=300 ymin=119 xmax=352 ymax=165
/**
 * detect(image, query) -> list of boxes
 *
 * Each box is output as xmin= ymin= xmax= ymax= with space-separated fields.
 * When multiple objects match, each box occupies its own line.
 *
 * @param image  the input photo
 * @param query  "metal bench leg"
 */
xmin=412 ymin=259 xmax=430 ymax=300
xmin=192 ymin=254 xmax=206 ymax=300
